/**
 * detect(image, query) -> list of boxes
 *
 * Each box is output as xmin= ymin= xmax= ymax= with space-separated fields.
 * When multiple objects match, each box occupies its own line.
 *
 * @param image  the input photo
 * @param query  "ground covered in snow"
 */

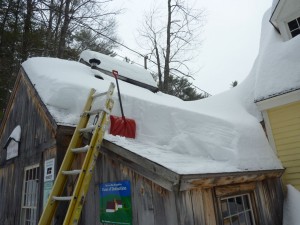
xmin=283 ymin=185 xmax=300 ymax=225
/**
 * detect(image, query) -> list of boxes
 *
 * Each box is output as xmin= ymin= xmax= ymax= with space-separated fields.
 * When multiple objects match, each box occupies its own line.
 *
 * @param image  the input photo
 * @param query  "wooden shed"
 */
xmin=0 ymin=57 xmax=285 ymax=225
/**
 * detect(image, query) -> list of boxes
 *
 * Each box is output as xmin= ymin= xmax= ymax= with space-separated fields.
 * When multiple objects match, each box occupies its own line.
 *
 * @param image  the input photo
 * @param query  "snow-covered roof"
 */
xmin=80 ymin=50 xmax=158 ymax=91
xmin=21 ymin=9 xmax=289 ymax=175
xmin=255 ymin=9 xmax=300 ymax=101
xmin=22 ymin=55 xmax=281 ymax=174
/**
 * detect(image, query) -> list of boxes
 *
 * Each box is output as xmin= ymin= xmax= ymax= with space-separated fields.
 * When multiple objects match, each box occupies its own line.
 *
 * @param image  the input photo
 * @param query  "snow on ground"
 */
xmin=21 ymin=9 xmax=291 ymax=175
xmin=283 ymin=185 xmax=300 ymax=225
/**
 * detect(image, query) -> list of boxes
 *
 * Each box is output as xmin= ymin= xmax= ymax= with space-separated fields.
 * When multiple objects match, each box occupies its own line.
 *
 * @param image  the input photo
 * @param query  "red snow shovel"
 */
xmin=110 ymin=70 xmax=136 ymax=138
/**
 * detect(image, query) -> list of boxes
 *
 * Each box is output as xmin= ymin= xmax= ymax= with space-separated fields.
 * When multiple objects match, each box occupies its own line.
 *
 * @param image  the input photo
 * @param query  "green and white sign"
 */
xmin=43 ymin=181 xmax=53 ymax=209
xmin=43 ymin=158 xmax=55 ymax=209
xmin=100 ymin=180 xmax=132 ymax=225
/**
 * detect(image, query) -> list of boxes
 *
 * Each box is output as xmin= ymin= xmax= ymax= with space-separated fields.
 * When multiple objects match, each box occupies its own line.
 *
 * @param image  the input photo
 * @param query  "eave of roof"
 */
xmin=269 ymin=0 xmax=282 ymax=33
xmin=102 ymin=140 xmax=284 ymax=191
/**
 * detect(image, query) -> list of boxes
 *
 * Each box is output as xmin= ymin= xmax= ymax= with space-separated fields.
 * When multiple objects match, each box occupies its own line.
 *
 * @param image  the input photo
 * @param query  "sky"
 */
xmin=109 ymin=0 xmax=273 ymax=95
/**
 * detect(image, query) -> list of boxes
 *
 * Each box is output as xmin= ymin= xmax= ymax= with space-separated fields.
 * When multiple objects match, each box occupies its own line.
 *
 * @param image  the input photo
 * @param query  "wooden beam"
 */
xmin=101 ymin=141 xmax=180 ymax=191
xmin=179 ymin=169 xmax=284 ymax=191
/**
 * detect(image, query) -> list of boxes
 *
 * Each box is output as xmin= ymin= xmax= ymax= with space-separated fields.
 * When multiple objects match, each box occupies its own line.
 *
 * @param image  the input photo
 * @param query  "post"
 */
xmin=144 ymin=55 xmax=148 ymax=69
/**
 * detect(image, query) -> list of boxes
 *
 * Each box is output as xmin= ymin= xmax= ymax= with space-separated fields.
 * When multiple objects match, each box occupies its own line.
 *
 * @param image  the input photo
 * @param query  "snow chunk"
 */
xmin=80 ymin=50 xmax=157 ymax=89
xmin=283 ymin=185 xmax=300 ymax=225
xmin=8 ymin=125 xmax=21 ymax=142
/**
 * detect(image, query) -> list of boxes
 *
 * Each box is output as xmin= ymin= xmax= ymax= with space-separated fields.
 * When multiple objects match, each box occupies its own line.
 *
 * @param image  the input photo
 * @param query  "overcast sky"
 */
xmin=110 ymin=0 xmax=273 ymax=95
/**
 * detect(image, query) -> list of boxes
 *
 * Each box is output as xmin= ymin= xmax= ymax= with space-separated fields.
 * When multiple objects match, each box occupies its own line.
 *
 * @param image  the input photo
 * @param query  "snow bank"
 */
xmin=283 ymin=185 xmax=300 ymax=225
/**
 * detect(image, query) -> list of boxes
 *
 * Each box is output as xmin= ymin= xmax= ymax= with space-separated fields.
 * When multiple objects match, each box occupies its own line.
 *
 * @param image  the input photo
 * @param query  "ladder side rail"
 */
xmin=63 ymin=85 xmax=114 ymax=225
xmin=38 ymin=88 xmax=96 ymax=225
xmin=69 ymin=100 xmax=114 ymax=224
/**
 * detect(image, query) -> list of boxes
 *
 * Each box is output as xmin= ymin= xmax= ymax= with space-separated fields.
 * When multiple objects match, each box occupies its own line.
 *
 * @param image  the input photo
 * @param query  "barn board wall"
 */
xmin=82 ymin=153 xmax=220 ymax=225
xmin=81 ymin=150 xmax=284 ymax=225
xmin=0 ymin=70 xmax=57 ymax=225
xmin=254 ymin=178 xmax=284 ymax=225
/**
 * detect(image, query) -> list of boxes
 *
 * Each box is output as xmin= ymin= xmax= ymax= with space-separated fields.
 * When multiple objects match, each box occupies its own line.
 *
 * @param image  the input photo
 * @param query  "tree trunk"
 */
xmin=0 ymin=0 xmax=12 ymax=48
xmin=22 ymin=0 xmax=34 ymax=61
xmin=163 ymin=0 xmax=172 ymax=93
xmin=54 ymin=0 xmax=64 ymax=55
xmin=45 ymin=0 xmax=54 ymax=56
xmin=57 ymin=0 xmax=71 ymax=58
xmin=155 ymin=42 xmax=163 ymax=90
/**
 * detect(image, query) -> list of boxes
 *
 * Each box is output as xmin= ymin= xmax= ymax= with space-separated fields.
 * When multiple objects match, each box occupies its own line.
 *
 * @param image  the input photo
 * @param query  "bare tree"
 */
xmin=138 ymin=0 xmax=205 ymax=93
xmin=36 ymin=0 xmax=120 ymax=58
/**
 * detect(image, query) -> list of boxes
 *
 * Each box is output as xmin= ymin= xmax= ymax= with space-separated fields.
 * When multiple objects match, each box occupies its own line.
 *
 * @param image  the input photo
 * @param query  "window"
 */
xmin=21 ymin=165 xmax=40 ymax=225
xmin=288 ymin=17 xmax=300 ymax=38
xmin=220 ymin=194 xmax=255 ymax=225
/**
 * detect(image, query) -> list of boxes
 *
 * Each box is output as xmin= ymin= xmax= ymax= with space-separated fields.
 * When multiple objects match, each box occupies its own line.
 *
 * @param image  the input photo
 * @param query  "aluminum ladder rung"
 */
xmin=84 ymin=107 xmax=110 ymax=115
xmin=79 ymin=125 xmax=96 ymax=133
xmin=92 ymin=91 xmax=108 ymax=99
xmin=53 ymin=196 xmax=73 ymax=201
xmin=72 ymin=145 xmax=89 ymax=153
xmin=62 ymin=170 xmax=81 ymax=175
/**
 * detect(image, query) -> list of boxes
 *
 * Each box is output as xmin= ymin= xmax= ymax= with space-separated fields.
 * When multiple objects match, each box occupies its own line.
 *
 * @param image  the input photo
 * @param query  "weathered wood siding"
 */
xmin=268 ymin=101 xmax=300 ymax=190
xmin=254 ymin=178 xmax=284 ymax=225
xmin=82 ymin=150 xmax=283 ymax=225
xmin=83 ymin=153 xmax=216 ymax=225
xmin=0 ymin=69 xmax=57 ymax=225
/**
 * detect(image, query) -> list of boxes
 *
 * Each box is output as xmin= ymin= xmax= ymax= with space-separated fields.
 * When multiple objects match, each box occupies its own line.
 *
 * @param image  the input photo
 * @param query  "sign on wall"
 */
xmin=5 ymin=125 xmax=21 ymax=160
xmin=43 ymin=181 xmax=53 ymax=209
xmin=44 ymin=158 xmax=55 ymax=182
xmin=43 ymin=158 xmax=55 ymax=209
xmin=6 ymin=140 xmax=19 ymax=160
xmin=100 ymin=180 xmax=132 ymax=225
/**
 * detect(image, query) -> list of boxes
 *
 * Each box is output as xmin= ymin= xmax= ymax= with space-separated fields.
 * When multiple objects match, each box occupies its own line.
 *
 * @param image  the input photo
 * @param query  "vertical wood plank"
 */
xmin=202 ymin=188 xmax=217 ymax=225
xmin=175 ymin=190 xmax=195 ymax=225
xmin=190 ymin=188 xmax=205 ymax=225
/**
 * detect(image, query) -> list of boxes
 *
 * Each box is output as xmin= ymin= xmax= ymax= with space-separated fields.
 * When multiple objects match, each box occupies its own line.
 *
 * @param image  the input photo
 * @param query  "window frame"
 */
xmin=220 ymin=193 xmax=256 ymax=225
xmin=287 ymin=17 xmax=300 ymax=38
xmin=20 ymin=164 xmax=40 ymax=225
xmin=215 ymin=183 xmax=258 ymax=225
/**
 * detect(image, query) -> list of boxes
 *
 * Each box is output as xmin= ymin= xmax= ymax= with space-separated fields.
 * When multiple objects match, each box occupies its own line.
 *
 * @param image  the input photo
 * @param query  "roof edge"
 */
xmin=102 ymin=140 xmax=284 ymax=192
xmin=269 ymin=0 xmax=282 ymax=33
xmin=180 ymin=168 xmax=284 ymax=191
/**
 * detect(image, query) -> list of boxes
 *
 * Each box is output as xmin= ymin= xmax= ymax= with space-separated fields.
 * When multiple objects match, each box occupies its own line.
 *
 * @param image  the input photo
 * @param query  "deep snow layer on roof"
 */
xmin=21 ymin=10 xmax=285 ymax=174
xmin=254 ymin=9 xmax=300 ymax=101
xmin=22 ymin=55 xmax=281 ymax=174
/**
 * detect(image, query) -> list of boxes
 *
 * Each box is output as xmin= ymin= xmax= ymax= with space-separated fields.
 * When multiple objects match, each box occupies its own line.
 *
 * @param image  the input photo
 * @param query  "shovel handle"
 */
xmin=112 ymin=70 xmax=125 ymax=120
xmin=112 ymin=70 xmax=118 ymax=78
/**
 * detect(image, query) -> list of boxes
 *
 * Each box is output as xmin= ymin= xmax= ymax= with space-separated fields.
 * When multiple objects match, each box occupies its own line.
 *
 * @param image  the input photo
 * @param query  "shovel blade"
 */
xmin=110 ymin=115 xmax=136 ymax=139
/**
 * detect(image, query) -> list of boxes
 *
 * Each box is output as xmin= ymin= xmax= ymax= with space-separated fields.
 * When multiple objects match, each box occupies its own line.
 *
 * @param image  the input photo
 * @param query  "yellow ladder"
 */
xmin=38 ymin=83 xmax=115 ymax=225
